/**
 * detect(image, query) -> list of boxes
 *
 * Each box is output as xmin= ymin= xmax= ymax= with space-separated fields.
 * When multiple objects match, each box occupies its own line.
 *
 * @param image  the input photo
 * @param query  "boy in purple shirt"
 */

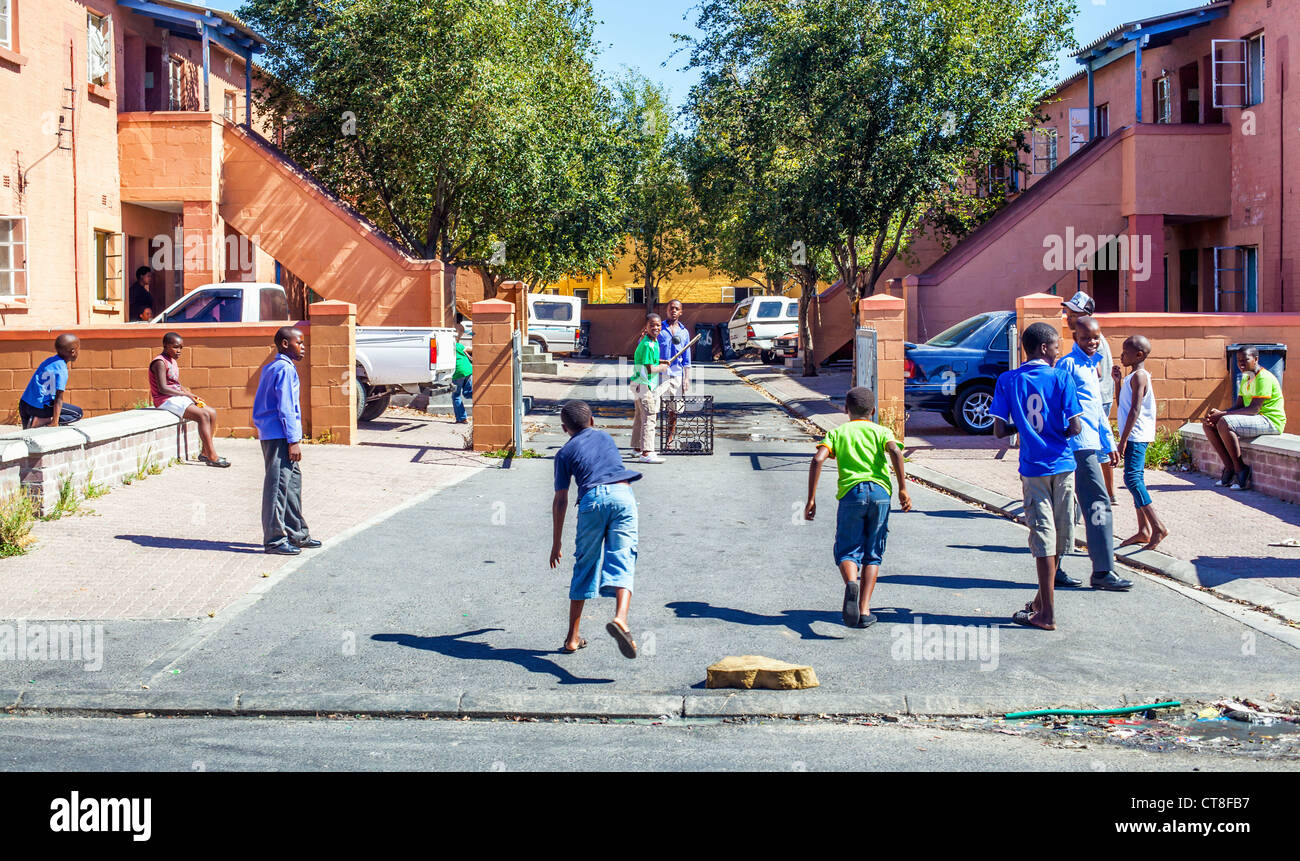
xmin=990 ymin=322 xmax=1083 ymax=631
xmin=550 ymin=400 xmax=643 ymax=658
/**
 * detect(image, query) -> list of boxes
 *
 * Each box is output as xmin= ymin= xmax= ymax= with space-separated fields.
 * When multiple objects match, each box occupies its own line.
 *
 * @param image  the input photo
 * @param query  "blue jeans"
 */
xmin=833 ymin=482 xmax=891 ymax=567
xmin=451 ymin=376 xmax=472 ymax=422
xmin=1124 ymin=442 xmax=1152 ymax=508
xmin=571 ymin=483 xmax=637 ymax=600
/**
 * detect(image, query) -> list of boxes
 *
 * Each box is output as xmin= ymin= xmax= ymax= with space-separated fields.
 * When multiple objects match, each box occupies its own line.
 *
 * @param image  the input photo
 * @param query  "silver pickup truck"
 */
xmin=153 ymin=283 xmax=458 ymax=422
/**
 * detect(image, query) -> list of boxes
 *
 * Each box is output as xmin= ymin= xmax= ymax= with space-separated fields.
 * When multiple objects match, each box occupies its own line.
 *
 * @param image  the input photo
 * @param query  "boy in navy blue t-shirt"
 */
xmin=990 ymin=322 xmax=1083 ymax=631
xmin=550 ymin=400 xmax=643 ymax=658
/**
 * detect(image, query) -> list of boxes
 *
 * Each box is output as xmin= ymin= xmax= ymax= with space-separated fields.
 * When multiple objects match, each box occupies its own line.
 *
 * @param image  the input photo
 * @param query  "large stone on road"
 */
xmin=707 ymin=655 xmax=819 ymax=690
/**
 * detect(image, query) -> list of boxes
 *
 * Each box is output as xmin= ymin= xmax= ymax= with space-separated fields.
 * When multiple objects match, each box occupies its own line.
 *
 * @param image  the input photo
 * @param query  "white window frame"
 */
xmin=223 ymin=90 xmax=236 ymax=121
xmin=0 ymin=0 xmax=12 ymax=51
xmin=572 ymin=288 xmax=589 ymax=303
xmin=87 ymin=12 xmax=111 ymax=88
xmin=1032 ymin=128 xmax=1058 ymax=174
xmin=169 ymin=56 xmax=184 ymax=110
xmin=1212 ymin=39 xmax=1249 ymax=109
xmin=0 ymin=216 xmax=28 ymax=299
xmin=1247 ymin=33 xmax=1265 ymax=106
xmin=1154 ymin=76 xmax=1172 ymax=124
xmin=720 ymin=286 xmax=735 ymax=303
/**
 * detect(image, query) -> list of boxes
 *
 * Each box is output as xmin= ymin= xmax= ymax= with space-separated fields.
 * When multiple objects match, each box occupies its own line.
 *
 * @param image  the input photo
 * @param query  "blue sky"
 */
xmin=203 ymin=0 xmax=1204 ymax=104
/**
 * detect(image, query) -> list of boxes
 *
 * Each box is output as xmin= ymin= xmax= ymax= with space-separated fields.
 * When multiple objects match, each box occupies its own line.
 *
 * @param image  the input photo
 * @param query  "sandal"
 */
xmin=606 ymin=620 xmax=638 ymax=659
xmin=561 ymin=638 xmax=587 ymax=654
xmin=199 ymin=454 xmax=231 ymax=468
xmin=1012 ymin=609 xmax=1055 ymax=631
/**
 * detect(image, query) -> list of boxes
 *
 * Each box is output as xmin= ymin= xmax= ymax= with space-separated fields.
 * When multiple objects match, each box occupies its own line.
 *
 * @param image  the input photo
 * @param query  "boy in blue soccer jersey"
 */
xmin=990 ymin=322 xmax=1084 ymax=631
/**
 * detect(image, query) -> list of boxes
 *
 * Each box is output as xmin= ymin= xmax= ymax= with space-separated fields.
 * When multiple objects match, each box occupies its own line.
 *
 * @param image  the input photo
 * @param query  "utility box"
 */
xmin=1227 ymin=343 xmax=1286 ymax=401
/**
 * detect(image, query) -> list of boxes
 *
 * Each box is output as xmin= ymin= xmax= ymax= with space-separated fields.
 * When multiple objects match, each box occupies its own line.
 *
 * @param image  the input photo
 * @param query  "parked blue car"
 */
xmin=904 ymin=311 xmax=1016 ymax=435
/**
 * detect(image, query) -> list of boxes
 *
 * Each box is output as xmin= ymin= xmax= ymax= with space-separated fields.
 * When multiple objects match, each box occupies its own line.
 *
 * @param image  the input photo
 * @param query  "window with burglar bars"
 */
xmin=1153 ymin=77 xmax=1172 ymax=124
xmin=0 ymin=0 xmax=12 ymax=51
xmin=87 ymin=13 xmax=111 ymax=87
xmin=0 ymin=217 xmax=28 ymax=298
xmin=1033 ymin=128 xmax=1058 ymax=174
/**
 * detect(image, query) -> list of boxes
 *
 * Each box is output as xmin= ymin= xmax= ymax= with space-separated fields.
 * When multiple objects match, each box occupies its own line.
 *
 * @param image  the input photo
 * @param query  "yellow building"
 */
xmin=548 ymin=245 xmax=805 ymax=303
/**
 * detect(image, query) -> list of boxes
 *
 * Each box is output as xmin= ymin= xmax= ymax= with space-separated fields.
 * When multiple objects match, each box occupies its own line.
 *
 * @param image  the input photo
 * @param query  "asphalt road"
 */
xmin=0 ymin=715 xmax=1291 ymax=772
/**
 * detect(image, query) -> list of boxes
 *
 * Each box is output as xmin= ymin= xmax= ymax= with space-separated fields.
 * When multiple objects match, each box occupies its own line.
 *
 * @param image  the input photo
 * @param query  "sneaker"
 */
xmin=1231 ymin=464 xmax=1253 ymax=491
xmin=638 ymin=453 xmax=666 ymax=464
xmin=1215 ymin=467 xmax=1236 ymax=487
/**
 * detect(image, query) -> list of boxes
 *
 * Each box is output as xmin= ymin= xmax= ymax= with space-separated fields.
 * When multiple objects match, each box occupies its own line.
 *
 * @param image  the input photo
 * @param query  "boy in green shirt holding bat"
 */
xmin=629 ymin=314 xmax=669 ymax=464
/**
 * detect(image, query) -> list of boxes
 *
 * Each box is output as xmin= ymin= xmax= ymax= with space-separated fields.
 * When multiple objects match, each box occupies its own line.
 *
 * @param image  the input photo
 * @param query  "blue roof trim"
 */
xmin=117 ymin=0 xmax=267 ymax=55
xmin=1075 ymin=5 xmax=1229 ymax=67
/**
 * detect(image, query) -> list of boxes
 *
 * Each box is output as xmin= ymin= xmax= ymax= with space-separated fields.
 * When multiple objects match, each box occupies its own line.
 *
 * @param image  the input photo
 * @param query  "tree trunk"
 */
xmin=798 ymin=274 xmax=818 ymax=378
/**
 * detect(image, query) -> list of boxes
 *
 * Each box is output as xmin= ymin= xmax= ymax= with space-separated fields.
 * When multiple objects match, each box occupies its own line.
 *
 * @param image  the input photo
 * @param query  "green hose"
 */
xmin=1004 ymin=701 xmax=1182 ymax=720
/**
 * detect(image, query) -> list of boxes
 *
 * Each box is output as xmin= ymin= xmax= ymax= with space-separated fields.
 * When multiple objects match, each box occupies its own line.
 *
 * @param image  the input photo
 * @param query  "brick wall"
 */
xmin=858 ymin=295 xmax=906 ymax=437
xmin=0 ymin=300 xmax=356 ymax=442
xmin=1182 ymin=424 xmax=1300 ymax=505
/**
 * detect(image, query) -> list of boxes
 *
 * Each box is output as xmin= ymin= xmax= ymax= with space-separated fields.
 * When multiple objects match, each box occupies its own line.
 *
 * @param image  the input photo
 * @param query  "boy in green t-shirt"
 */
xmin=451 ymin=321 xmax=473 ymax=424
xmin=805 ymin=387 xmax=912 ymax=628
xmin=628 ymin=313 xmax=669 ymax=464
xmin=1202 ymin=346 xmax=1286 ymax=491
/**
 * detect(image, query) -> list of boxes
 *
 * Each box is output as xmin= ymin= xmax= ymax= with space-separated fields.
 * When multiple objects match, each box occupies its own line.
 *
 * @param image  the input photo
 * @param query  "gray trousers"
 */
xmin=1074 ymin=450 xmax=1114 ymax=574
xmin=262 ymin=438 xmax=310 ymax=548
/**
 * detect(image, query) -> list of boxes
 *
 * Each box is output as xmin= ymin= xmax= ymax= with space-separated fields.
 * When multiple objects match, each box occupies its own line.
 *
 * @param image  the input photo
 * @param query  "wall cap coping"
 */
xmin=1179 ymin=422 xmax=1300 ymax=456
xmin=1094 ymin=312 xmax=1300 ymax=328
xmin=859 ymin=295 xmax=905 ymax=310
xmin=0 ymin=323 xmax=291 ymax=342
xmin=74 ymin=410 xmax=180 ymax=445
xmin=0 ymin=439 xmax=28 ymax=465
xmin=472 ymin=299 xmax=515 ymax=316
xmin=4 ymin=427 xmax=87 ymax=456
xmin=1016 ymin=293 xmax=1064 ymax=311
xmin=309 ymin=300 xmax=357 ymax=318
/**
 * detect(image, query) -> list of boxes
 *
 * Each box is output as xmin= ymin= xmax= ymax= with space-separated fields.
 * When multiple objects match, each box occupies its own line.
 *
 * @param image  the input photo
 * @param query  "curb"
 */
xmin=8 ymin=689 xmax=1299 ymax=719
xmin=906 ymin=462 xmax=1300 ymax=628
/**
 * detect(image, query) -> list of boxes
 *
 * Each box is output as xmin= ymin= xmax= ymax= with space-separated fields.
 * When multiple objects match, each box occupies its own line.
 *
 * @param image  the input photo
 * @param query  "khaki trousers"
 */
xmin=630 ymin=382 xmax=660 ymax=453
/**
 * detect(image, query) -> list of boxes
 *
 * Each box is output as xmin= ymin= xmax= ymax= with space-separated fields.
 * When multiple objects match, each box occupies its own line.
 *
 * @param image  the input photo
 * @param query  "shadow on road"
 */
xmin=666 ymin=601 xmax=844 ymax=641
xmin=372 ymin=629 xmax=615 ymax=685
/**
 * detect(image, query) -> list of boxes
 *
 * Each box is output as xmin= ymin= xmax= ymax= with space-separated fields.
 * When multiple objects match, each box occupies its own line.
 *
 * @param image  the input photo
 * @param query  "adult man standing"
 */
xmin=129 ymin=267 xmax=156 ymax=322
xmin=253 ymin=326 xmax=320 ymax=555
xmin=658 ymin=299 xmax=692 ymax=446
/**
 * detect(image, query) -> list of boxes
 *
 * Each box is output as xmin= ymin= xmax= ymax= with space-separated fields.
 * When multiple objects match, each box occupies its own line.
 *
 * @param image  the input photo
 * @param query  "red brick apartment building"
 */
xmin=815 ymin=0 xmax=1297 ymax=349
xmin=0 ymin=0 xmax=454 ymax=331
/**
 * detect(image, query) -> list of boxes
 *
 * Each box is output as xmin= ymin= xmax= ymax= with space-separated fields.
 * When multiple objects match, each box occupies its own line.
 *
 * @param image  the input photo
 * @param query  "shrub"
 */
xmin=0 ymin=491 xmax=37 ymax=557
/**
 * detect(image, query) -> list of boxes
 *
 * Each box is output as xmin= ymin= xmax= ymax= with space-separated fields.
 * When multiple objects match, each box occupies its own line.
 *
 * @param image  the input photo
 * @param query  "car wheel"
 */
xmin=354 ymin=376 xmax=371 ymax=424
xmin=954 ymin=384 xmax=996 ymax=435
xmin=941 ymin=410 xmax=959 ymax=428
xmin=761 ymin=349 xmax=778 ymax=364
xmin=359 ymin=393 xmax=390 ymax=423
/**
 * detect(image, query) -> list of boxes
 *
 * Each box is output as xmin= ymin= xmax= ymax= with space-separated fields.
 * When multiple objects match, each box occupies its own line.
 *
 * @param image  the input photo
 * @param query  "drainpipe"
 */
xmin=243 ymin=47 xmax=252 ymax=127
xmin=69 ymin=42 xmax=82 ymax=325
xmin=201 ymin=25 xmax=210 ymax=112
xmin=1135 ymin=37 xmax=1144 ymax=124
xmin=1087 ymin=63 xmax=1095 ymax=140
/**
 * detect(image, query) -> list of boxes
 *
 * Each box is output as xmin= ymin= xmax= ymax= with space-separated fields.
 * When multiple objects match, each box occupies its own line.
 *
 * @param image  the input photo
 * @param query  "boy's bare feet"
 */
xmin=1012 ymin=608 xmax=1055 ymax=630
xmin=1118 ymin=532 xmax=1150 ymax=548
xmin=561 ymin=637 xmax=587 ymax=653
xmin=1143 ymin=526 xmax=1169 ymax=552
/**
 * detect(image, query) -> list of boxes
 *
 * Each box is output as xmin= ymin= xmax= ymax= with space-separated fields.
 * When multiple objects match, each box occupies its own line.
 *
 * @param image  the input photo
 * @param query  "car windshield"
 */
xmin=165 ymin=290 xmax=243 ymax=323
xmin=926 ymin=314 xmax=992 ymax=348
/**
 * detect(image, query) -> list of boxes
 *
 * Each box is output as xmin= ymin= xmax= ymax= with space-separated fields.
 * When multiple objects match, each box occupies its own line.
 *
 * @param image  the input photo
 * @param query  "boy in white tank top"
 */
xmin=1116 ymin=335 xmax=1168 ymax=551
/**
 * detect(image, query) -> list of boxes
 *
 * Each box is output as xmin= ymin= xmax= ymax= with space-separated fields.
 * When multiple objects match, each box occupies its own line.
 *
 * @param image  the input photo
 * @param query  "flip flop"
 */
xmin=606 ymin=620 xmax=638 ymax=659
xmin=561 ymin=638 xmax=587 ymax=654
xmin=199 ymin=454 xmax=231 ymax=468
xmin=1012 ymin=609 xmax=1055 ymax=631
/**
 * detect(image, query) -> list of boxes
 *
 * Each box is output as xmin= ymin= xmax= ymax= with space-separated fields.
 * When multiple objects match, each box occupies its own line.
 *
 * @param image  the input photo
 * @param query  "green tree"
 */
xmin=683 ymin=0 xmax=1076 ymax=344
xmin=614 ymin=74 xmax=703 ymax=307
xmin=240 ymin=0 xmax=624 ymax=299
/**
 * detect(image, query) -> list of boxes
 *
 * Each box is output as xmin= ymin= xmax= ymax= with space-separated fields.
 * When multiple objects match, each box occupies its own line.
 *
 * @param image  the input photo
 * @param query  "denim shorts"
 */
xmin=833 ymin=481 xmax=891 ymax=567
xmin=571 ymin=483 xmax=637 ymax=601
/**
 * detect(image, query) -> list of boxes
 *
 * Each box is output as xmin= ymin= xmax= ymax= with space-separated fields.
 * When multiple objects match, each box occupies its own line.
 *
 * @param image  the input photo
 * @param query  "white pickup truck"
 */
xmin=153 ymin=283 xmax=458 ymax=422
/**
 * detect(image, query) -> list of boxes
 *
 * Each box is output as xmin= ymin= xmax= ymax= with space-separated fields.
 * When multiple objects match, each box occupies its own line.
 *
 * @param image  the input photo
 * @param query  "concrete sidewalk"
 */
xmin=730 ymin=358 xmax=1300 ymax=622
xmin=6 ymin=360 xmax=1296 ymax=720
